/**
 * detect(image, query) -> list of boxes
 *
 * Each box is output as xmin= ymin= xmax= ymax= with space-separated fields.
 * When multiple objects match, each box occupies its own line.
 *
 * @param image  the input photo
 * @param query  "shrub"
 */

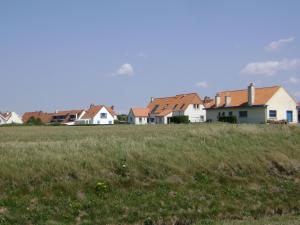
xmin=218 ymin=116 xmax=237 ymax=124
xmin=25 ymin=117 xmax=44 ymax=125
xmin=170 ymin=115 xmax=189 ymax=124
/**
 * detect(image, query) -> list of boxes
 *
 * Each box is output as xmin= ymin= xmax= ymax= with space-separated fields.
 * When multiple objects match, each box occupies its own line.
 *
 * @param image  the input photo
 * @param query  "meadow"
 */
xmin=0 ymin=124 xmax=299 ymax=225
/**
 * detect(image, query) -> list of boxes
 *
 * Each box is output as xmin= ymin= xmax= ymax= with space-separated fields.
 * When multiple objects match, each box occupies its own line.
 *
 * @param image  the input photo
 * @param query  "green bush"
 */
xmin=25 ymin=117 xmax=44 ymax=125
xmin=218 ymin=116 xmax=237 ymax=124
xmin=170 ymin=115 xmax=189 ymax=124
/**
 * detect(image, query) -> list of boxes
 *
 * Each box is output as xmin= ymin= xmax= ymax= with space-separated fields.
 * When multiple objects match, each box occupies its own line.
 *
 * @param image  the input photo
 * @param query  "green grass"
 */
xmin=0 ymin=124 xmax=299 ymax=225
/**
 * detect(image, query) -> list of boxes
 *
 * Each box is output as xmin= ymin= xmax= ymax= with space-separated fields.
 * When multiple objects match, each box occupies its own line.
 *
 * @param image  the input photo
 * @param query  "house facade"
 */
xmin=0 ymin=112 xmax=23 ymax=125
xmin=147 ymin=93 xmax=206 ymax=124
xmin=76 ymin=105 xmax=115 ymax=125
xmin=51 ymin=110 xmax=85 ymax=125
xmin=128 ymin=108 xmax=149 ymax=125
xmin=297 ymin=102 xmax=300 ymax=123
xmin=206 ymin=84 xmax=298 ymax=124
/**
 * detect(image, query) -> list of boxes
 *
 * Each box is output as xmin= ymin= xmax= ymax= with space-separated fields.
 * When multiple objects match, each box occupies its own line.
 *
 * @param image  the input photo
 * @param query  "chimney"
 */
xmin=248 ymin=83 xmax=255 ymax=106
xmin=225 ymin=95 xmax=231 ymax=107
xmin=215 ymin=93 xmax=221 ymax=107
xmin=90 ymin=103 xmax=95 ymax=109
xmin=150 ymin=97 xmax=154 ymax=102
xmin=111 ymin=105 xmax=114 ymax=110
xmin=55 ymin=110 xmax=58 ymax=113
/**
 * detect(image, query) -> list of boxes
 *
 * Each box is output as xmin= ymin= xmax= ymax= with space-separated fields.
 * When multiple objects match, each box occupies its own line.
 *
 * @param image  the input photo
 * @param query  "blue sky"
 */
xmin=1 ymin=0 xmax=300 ymax=114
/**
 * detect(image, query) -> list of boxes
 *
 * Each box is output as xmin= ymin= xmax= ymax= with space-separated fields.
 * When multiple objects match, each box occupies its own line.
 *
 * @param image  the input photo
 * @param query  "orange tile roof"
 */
xmin=131 ymin=108 xmax=149 ymax=117
xmin=52 ymin=110 xmax=84 ymax=117
xmin=81 ymin=105 xmax=104 ymax=119
xmin=81 ymin=105 xmax=115 ymax=119
xmin=206 ymin=86 xmax=280 ymax=109
xmin=298 ymin=102 xmax=300 ymax=107
xmin=147 ymin=93 xmax=202 ymax=116
xmin=22 ymin=111 xmax=53 ymax=124
xmin=107 ymin=107 xmax=117 ymax=117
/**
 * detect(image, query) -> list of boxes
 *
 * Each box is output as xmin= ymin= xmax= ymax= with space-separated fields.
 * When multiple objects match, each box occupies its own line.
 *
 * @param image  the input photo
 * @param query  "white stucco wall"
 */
xmin=2 ymin=112 xmax=23 ymax=124
xmin=184 ymin=104 xmax=206 ymax=122
xmin=127 ymin=110 xmax=148 ymax=125
xmin=266 ymin=87 xmax=297 ymax=123
xmin=206 ymin=107 xmax=267 ymax=124
xmin=92 ymin=107 xmax=114 ymax=125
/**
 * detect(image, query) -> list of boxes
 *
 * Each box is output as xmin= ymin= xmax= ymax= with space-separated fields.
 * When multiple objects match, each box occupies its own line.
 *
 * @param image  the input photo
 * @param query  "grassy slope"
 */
xmin=0 ymin=124 xmax=299 ymax=225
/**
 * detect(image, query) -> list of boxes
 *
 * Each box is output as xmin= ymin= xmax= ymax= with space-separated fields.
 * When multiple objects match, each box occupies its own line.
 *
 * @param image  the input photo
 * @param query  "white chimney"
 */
xmin=150 ymin=97 xmax=154 ymax=102
xmin=225 ymin=95 xmax=231 ymax=107
xmin=215 ymin=93 xmax=221 ymax=107
xmin=248 ymin=83 xmax=255 ymax=106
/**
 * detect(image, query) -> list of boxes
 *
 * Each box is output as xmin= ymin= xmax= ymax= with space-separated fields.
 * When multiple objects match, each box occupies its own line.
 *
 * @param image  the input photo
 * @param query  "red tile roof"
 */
xmin=22 ymin=111 xmax=53 ymax=124
xmin=131 ymin=108 xmax=149 ymax=117
xmin=206 ymin=86 xmax=280 ymax=109
xmin=147 ymin=93 xmax=202 ymax=116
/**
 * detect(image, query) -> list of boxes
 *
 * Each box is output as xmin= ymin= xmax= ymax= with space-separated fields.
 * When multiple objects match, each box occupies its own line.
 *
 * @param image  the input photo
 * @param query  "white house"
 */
xmin=297 ymin=102 xmax=300 ymax=123
xmin=205 ymin=83 xmax=298 ymax=124
xmin=0 ymin=112 xmax=23 ymax=125
xmin=147 ymin=93 xmax=206 ymax=124
xmin=128 ymin=108 xmax=149 ymax=125
xmin=76 ymin=104 xmax=115 ymax=125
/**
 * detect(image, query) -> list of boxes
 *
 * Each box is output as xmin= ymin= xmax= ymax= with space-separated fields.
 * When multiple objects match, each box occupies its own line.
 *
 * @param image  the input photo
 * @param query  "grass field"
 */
xmin=0 ymin=124 xmax=299 ymax=225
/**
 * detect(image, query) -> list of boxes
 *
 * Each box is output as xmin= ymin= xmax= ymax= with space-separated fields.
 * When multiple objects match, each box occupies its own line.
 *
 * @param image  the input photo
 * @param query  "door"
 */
xmin=286 ymin=111 xmax=293 ymax=123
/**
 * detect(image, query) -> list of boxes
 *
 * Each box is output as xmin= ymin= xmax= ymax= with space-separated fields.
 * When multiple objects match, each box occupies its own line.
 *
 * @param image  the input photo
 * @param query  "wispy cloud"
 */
xmin=265 ymin=37 xmax=295 ymax=51
xmin=116 ymin=63 xmax=134 ymax=76
xmin=137 ymin=52 xmax=148 ymax=59
xmin=241 ymin=59 xmax=300 ymax=76
xmin=195 ymin=81 xmax=208 ymax=88
xmin=285 ymin=76 xmax=300 ymax=84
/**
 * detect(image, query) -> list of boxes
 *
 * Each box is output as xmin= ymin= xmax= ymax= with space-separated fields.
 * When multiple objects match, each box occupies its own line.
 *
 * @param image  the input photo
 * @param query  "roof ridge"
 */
xmin=153 ymin=92 xmax=198 ymax=100
xmin=219 ymin=85 xmax=280 ymax=94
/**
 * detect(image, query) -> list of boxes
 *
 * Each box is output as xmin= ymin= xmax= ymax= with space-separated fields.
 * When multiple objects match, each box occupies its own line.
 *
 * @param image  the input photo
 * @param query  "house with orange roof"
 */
xmin=205 ymin=83 xmax=298 ymax=123
xmin=0 ymin=111 xmax=23 ymax=125
xmin=128 ymin=108 xmax=149 ymax=124
xmin=51 ymin=109 xmax=85 ymax=125
xmin=146 ymin=93 xmax=206 ymax=124
xmin=22 ymin=111 xmax=52 ymax=124
xmin=76 ymin=104 xmax=116 ymax=125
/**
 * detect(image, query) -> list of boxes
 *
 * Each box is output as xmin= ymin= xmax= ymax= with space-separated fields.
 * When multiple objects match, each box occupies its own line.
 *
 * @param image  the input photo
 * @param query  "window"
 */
xmin=229 ymin=112 xmax=233 ymax=116
xmin=139 ymin=118 xmax=142 ymax=123
xmin=269 ymin=110 xmax=277 ymax=118
xmin=193 ymin=104 xmax=196 ymax=109
xmin=100 ymin=113 xmax=107 ymax=119
xmin=221 ymin=112 xmax=225 ymax=116
xmin=97 ymin=120 xmax=100 ymax=124
xmin=239 ymin=111 xmax=248 ymax=118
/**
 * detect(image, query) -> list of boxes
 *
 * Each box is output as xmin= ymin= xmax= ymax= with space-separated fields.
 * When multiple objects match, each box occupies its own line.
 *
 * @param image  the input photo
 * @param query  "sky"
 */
xmin=1 ymin=0 xmax=300 ymax=114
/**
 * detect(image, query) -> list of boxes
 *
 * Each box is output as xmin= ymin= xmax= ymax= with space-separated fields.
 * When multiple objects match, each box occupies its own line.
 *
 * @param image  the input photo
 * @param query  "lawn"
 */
xmin=0 ymin=124 xmax=299 ymax=225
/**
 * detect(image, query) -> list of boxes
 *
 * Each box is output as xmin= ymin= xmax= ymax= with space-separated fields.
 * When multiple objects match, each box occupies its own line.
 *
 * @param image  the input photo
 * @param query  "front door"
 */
xmin=286 ymin=111 xmax=293 ymax=123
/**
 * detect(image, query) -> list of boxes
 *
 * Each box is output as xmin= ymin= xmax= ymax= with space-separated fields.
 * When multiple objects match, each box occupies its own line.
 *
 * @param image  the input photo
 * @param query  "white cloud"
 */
xmin=241 ymin=59 xmax=300 ymax=76
xmin=195 ymin=81 xmax=208 ymax=88
xmin=285 ymin=77 xmax=300 ymax=84
xmin=117 ymin=63 xmax=134 ymax=76
xmin=265 ymin=37 xmax=295 ymax=51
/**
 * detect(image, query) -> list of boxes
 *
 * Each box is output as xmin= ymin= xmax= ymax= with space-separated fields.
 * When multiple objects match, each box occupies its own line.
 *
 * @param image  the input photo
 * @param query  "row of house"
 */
xmin=1 ymin=83 xmax=300 ymax=126
xmin=128 ymin=84 xmax=299 ymax=124
xmin=22 ymin=104 xmax=117 ymax=125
